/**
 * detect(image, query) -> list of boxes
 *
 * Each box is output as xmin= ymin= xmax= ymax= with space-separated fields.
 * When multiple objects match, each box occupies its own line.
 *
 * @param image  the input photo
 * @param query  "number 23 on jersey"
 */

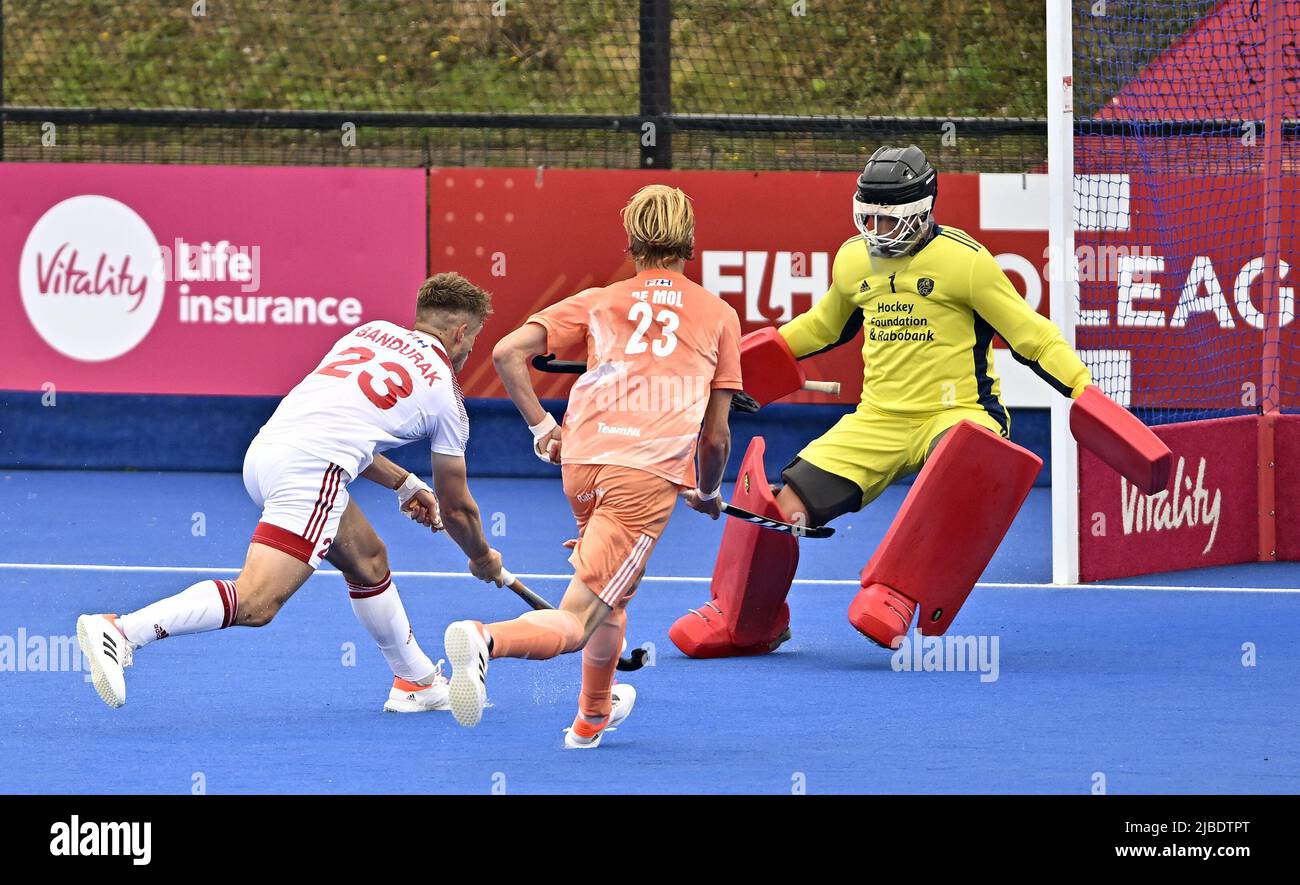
xmin=316 ymin=346 xmax=413 ymax=410
xmin=625 ymin=302 xmax=679 ymax=357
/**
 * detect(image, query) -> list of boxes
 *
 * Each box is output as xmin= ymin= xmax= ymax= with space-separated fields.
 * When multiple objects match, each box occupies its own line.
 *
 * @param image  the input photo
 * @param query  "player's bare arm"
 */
xmin=492 ymin=322 xmax=563 ymax=464
xmin=431 ymin=451 xmax=502 ymax=585
xmin=684 ymin=388 xmax=736 ymax=519
xmin=360 ymin=453 xmax=442 ymax=531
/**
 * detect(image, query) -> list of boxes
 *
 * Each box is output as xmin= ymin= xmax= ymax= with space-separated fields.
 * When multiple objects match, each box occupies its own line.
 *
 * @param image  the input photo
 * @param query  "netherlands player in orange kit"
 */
xmin=444 ymin=185 xmax=743 ymax=747
xmin=76 ymin=274 xmax=511 ymax=713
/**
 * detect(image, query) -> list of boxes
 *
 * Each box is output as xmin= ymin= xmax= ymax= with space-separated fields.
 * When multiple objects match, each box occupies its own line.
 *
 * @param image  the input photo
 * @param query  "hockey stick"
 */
xmin=532 ymin=353 xmax=584 ymax=374
xmin=498 ymin=568 xmax=648 ymax=671
xmin=532 ymin=356 xmax=832 ymax=540
xmin=800 ymin=379 xmax=841 ymax=396
xmin=718 ymin=502 xmax=835 ymax=539
xmin=532 ymin=353 xmax=839 ymax=397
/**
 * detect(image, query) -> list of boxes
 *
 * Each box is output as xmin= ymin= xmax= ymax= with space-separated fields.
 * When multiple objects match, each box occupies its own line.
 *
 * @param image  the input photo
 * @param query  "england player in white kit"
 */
xmin=77 ymin=273 xmax=508 ymax=713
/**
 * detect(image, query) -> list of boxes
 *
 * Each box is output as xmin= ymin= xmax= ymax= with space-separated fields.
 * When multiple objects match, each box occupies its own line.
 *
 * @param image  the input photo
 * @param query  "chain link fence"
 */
xmin=1 ymin=0 xmax=1049 ymax=171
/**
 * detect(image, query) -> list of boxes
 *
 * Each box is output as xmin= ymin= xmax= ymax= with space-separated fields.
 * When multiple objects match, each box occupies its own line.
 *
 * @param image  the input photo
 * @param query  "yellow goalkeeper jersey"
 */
xmin=780 ymin=225 xmax=1091 ymax=431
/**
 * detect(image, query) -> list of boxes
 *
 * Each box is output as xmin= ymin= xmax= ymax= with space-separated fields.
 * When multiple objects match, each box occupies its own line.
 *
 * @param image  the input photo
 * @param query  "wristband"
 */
xmin=529 ymin=412 xmax=558 ymax=440
xmin=396 ymin=472 xmax=432 ymax=506
xmin=529 ymin=413 xmax=559 ymax=463
xmin=696 ymin=486 xmax=721 ymax=502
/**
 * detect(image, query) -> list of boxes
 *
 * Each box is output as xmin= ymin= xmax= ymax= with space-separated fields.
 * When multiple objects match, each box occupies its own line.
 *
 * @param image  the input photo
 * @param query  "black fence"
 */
xmin=0 ymin=0 xmax=1050 ymax=171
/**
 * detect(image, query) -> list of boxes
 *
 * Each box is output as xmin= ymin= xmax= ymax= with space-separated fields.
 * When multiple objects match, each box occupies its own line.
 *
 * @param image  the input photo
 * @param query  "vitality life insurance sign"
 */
xmin=1 ymin=163 xmax=427 ymax=396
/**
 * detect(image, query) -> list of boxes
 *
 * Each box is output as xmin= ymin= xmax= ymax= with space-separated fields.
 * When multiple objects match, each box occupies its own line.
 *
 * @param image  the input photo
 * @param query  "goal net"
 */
xmin=1049 ymin=0 xmax=1299 ymax=581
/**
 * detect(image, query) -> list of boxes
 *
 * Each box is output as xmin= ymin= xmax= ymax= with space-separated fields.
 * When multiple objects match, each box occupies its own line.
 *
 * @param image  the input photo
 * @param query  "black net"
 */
xmin=1 ymin=0 xmax=1047 ymax=171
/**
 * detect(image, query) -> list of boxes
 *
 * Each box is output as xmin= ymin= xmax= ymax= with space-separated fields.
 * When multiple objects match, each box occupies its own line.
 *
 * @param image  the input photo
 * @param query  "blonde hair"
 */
xmin=621 ymin=184 xmax=695 ymax=266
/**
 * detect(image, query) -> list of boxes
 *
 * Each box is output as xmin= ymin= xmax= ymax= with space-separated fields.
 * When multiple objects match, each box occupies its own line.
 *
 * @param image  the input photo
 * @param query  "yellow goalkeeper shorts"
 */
xmin=795 ymin=405 xmax=1008 ymax=507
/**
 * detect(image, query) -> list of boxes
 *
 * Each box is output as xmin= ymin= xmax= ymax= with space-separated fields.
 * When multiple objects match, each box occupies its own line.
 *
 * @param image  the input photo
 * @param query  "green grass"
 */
xmin=5 ymin=0 xmax=1049 ymax=117
xmin=17 ymin=0 xmax=1201 ymax=169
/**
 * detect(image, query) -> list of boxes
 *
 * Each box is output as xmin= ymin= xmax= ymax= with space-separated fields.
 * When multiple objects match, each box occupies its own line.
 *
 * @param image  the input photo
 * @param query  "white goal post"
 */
xmin=1047 ymin=0 xmax=1080 ymax=585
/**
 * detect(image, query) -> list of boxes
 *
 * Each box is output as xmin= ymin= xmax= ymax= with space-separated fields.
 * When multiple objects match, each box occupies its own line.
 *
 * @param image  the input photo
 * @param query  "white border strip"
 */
xmin=1 ymin=561 xmax=1295 ymax=593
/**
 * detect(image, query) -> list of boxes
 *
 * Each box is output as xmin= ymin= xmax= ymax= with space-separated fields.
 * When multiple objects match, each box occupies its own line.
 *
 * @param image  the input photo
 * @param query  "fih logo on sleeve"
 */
xmin=20 ymin=195 xmax=167 ymax=363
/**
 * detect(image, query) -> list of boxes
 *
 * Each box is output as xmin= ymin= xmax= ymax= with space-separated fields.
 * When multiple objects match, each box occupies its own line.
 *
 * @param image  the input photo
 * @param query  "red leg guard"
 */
xmin=670 ymin=437 xmax=798 ymax=658
xmin=848 ymin=421 xmax=1042 ymax=647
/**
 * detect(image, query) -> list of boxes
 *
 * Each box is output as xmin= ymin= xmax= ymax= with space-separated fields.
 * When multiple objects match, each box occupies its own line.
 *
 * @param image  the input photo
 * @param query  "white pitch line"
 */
xmin=0 ymin=562 xmax=1296 ymax=593
xmin=984 ymin=581 xmax=1300 ymax=594
xmin=0 ymin=563 xmax=240 ymax=576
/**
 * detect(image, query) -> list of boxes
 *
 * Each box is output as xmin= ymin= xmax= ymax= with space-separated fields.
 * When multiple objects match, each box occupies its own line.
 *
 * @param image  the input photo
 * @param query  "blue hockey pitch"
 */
xmin=2 ymin=470 xmax=1297 ymax=794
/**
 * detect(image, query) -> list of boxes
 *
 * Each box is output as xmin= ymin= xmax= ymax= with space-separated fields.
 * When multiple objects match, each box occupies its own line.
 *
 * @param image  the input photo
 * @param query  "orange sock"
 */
xmin=487 ymin=609 xmax=585 ymax=660
xmin=578 ymin=604 xmax=627 ymax=721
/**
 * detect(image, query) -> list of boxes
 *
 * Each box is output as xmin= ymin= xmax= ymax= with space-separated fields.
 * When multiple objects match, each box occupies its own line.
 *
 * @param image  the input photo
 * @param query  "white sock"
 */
xmin=347 ymin=573 xmax=436 ymax=682
xmin=118 ymin=579 xmax=238 ymax=648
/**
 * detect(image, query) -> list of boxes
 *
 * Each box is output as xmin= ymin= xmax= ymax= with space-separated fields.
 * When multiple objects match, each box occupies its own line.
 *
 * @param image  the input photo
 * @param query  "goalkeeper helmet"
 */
xmin=853 ymin=145 xmax=938 ymax=257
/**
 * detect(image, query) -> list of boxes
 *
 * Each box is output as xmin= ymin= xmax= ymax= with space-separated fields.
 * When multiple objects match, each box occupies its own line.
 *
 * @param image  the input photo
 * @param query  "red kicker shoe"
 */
xmin=848 ymin=583 xmax=917 ymax=649
xmin=669 ymin=600 xmax=791 ymax=659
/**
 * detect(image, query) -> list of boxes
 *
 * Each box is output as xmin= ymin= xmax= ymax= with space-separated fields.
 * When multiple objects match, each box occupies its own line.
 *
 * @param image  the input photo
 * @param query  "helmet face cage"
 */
xmin=853 ymin=194 xmax=934 ymax=257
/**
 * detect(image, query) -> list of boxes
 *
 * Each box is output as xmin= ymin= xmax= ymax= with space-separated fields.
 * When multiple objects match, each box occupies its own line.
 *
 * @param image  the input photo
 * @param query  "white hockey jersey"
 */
xmin=253 ymin=320 xmax=469 ymax=479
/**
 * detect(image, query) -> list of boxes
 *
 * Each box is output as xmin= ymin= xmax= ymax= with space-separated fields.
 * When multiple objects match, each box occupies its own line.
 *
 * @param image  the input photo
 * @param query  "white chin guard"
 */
xmin=853 ymin=194 xmax=934 ymax=257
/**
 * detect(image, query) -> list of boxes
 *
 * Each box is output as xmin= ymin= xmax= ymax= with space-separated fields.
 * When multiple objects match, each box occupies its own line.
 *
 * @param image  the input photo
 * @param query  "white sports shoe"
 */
xmin=382 ymin=660 xmax=451 ymax=713
xmin=77 ymin=614 xmax=134 ymax=709
xmin=444 ymin=621 xmax=490 ymax=728
xmin=564 ymin=683 xmax=637 ymax=750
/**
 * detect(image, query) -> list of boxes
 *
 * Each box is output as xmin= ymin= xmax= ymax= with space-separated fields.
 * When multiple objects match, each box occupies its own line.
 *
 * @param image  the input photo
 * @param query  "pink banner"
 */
xmin=1 ymin=163 xmax=427 ymax=396
xmin=1275 ymin=415 xmax=1300 ymax=562
xmin=1077 ymin=416 xmax=1260 ymax=581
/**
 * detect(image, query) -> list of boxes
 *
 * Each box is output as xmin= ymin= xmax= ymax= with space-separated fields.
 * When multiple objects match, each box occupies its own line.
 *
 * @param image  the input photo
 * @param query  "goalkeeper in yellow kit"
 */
xmin=671 ymin=144 xmax=1097 ymax=657
xmin=777 ymin=147 xmax=1090 ymax=517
